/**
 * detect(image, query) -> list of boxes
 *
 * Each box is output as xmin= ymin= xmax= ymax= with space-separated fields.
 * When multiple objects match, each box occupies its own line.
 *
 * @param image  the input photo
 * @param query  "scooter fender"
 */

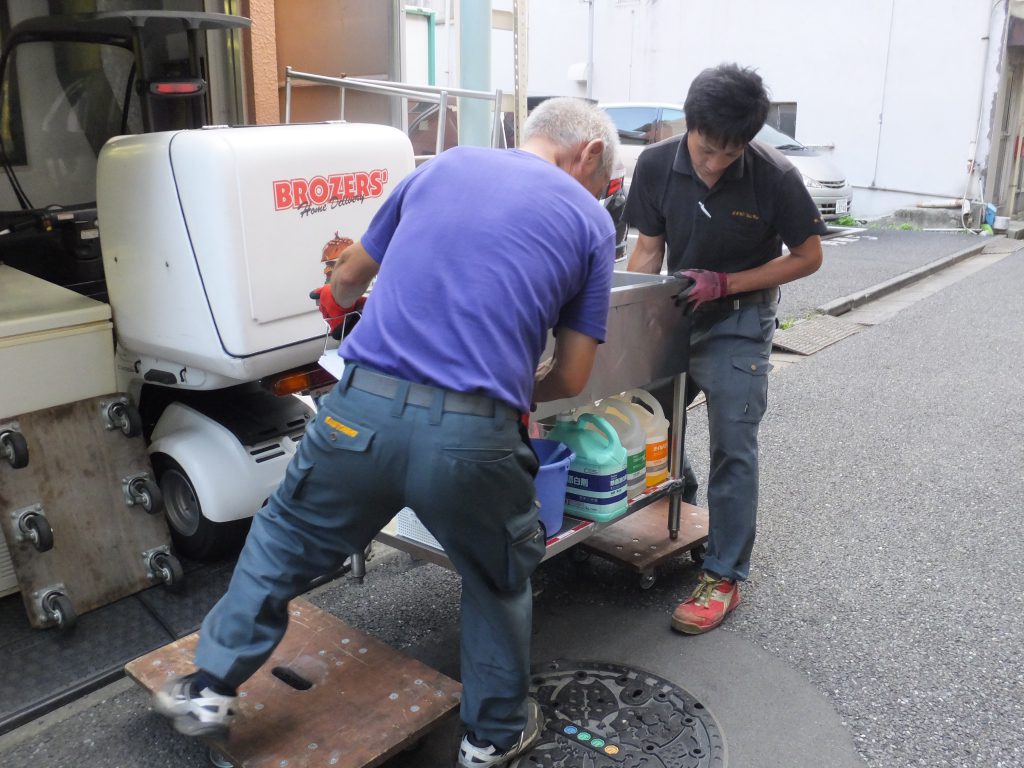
xmin=148 ymin=402 xmax=298 ymax=524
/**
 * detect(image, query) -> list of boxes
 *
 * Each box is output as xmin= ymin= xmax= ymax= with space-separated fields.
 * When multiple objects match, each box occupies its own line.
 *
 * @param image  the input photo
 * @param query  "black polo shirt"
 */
xmin=624 ymin=133 xmax=827 ymax=274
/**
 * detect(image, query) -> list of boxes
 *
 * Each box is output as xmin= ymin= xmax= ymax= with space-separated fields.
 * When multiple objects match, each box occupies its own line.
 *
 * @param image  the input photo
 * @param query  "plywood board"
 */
xmin=126 ymin=598 xmax=462 ymax=768
xmin=0 ymin=395 xmax=172 ymax=627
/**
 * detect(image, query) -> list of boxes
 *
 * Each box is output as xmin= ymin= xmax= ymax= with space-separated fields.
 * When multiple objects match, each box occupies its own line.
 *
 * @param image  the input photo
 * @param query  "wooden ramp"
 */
xmin=126 ymin=598 xmax=462 ymax=768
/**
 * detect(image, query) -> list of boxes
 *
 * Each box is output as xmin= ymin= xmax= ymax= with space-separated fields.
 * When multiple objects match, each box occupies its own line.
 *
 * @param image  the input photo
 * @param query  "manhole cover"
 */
xmin=772 ymin=313 xmax=861 ymax=355
xmin=513 ymin=659 xmax=726 ymax=767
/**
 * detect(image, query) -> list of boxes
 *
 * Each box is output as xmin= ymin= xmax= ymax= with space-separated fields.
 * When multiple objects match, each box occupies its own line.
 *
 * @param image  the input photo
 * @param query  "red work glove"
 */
xmin=309 ymin=285 xmax=367 ymax=339
xmin=674 ymin=269 xmax=729 ymax=309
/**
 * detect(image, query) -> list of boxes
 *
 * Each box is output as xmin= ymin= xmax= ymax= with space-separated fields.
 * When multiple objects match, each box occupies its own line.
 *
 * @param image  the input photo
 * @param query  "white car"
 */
xmin=600 ymin=102 xmax=852 ymax=219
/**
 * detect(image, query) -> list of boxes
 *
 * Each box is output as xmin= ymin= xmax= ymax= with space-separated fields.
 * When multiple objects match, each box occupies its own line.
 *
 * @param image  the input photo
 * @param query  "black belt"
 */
xmin=694 ymin=287 xmax=779 ymax=313
xmin=348 ymin=366 xmax=518 ymax=419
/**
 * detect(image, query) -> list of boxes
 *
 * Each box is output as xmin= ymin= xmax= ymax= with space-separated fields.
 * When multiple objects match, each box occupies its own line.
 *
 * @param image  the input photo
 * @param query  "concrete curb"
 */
xmin=816 ymin=239 xmax=988 ymax=316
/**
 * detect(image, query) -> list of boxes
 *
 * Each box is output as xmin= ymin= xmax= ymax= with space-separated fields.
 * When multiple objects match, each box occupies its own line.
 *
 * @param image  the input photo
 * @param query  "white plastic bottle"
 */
xmin=581 ymin=401 xmax=646 ymax=501
xmin=614 ymin=389 xmax=670 ymax=487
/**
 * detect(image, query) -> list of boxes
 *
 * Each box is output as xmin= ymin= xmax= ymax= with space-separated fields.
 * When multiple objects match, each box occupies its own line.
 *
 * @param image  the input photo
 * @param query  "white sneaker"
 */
xmin=153 ymin=672 xmax=237 ymax=738
xmin=457 ymin=699 xmax=543 ymax=766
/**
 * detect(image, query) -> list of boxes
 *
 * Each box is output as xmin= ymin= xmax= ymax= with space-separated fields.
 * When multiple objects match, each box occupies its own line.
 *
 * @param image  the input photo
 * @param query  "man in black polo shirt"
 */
xmin=625 ymin=63 xmax=825 ymax=635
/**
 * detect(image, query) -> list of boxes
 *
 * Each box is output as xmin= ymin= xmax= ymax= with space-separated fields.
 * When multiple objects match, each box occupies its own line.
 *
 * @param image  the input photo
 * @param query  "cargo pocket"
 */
xmin=501 ymin=505 xmax=546 ymax=592
xmin=731 ymin=355 xmax=773 ymax=424
xmin=307 ymin=406 xmax=375 ymax=453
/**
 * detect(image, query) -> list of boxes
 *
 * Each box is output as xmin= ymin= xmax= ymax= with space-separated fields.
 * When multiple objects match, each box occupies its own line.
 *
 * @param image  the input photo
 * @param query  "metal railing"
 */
xmin=283 ymin=66 xmax=504 ymax=158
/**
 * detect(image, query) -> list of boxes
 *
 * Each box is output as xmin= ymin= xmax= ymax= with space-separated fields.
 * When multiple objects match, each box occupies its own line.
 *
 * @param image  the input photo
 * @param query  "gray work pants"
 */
xmin=654 ymin=301 xmax=776 ymax=582
xmin=194 ymin=363 xmax=544 ymax=750
xmin=688 ymin=301 xmax=776 ymax=581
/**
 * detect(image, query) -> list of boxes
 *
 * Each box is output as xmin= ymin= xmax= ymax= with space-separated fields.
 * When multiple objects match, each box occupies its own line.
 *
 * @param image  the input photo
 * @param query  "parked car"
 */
xmin=599 ymin=102 xmax=852 ymax=219
xmin=408 ymin=99 xmax=629 ymax=259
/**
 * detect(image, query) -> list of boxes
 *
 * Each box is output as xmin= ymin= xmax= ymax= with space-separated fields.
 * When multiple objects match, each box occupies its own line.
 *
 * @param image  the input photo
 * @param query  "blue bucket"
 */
xmin=531 ymin=438 xmax=576 ymax=537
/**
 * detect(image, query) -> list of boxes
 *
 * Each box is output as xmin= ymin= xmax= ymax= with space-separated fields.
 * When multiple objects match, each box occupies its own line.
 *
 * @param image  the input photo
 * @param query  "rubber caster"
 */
xmin=106 ymin=400 xmax=142 ymax=438
xmin=19 ymin=511 xmax=54 ymax=552
xmin=208 ymin=747 xmax=235 ymax=768
xmin=149 ymin=551 xmax=185 ymax=592
xmin=1 ymin=429 xmax=29 ymax=469
xmin=690 ymin=543 xmax=707 ymax=565
xmin=42 ymin=591 xmax=77 ymax=632
xmin=570 ymin=547 xmax=591 ymax=563
xmin=128 ymin=476 xmax=163 ymax=514
xmin=639 ymin=572 xmax=657 ymax=590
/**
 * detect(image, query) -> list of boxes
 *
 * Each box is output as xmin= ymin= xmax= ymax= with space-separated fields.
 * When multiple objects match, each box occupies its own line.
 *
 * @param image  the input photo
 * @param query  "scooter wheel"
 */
xmin=1 ymin=430 xmax=29 ymax=469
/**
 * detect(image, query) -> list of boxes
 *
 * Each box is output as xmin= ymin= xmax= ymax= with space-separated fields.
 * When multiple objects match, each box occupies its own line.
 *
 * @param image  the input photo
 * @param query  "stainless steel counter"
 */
xmin=533 ymin=271 xmax=689 ymax=419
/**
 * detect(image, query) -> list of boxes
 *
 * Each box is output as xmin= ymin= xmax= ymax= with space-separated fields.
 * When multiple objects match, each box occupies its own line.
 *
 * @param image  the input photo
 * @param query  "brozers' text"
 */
xmin=273 ymin=169 xmax=389 ymax=211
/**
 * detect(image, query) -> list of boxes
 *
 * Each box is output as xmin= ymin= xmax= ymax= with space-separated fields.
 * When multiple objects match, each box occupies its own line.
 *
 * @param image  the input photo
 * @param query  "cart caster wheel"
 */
xmin=107 ymin=401 xmax=142 ymax=438
xmin=570 ymin=547 xmax=591 ymax=563
xmin=129 ymin=476 xmax=163 ymax=514
xmin=639 ymin=572 xmax=657 ymax=591
xmin=690 ymin=543 xmax=707 ymax=565
xmin=42 ymin=591 xmax=76 ymax=632
xmin=150 ymin=551 xmax=185 ymax=592
xmin=20 ymin=512 xmax=54 ymax=552
xmin=208 ymin=747 xmax=235 ymax=768
xmin=1 ymin=430 xmax=29 ymax=469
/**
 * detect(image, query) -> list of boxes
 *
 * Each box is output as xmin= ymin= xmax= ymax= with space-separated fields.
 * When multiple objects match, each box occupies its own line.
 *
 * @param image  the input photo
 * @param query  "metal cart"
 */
xmin=372 ymin=271 xmax=706 ymax=588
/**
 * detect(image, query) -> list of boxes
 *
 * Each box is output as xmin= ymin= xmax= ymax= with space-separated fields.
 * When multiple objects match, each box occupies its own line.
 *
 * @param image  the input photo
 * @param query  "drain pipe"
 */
xmin=962 ymin=0 xmax=1007 ymax=222
xmin=458 ymin=0 xmax=492 ymax=147
xmin=869 ymin=0 xmax=898 ymax=188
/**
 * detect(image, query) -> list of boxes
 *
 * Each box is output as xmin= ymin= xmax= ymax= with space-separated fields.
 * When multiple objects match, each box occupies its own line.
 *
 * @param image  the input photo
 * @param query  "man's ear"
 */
xmin=582 ymin=138 xmax=605 ymax=170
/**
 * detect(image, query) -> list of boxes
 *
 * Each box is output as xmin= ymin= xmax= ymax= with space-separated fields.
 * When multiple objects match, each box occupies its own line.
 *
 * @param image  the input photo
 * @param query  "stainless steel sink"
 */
xmin=533 ymin=271 xmax=689 ymax=418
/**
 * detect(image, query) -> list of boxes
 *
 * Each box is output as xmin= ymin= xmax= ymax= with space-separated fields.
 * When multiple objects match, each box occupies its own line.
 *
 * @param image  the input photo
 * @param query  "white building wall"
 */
xmin=527 ymin=0 xmax=1009 ymax=220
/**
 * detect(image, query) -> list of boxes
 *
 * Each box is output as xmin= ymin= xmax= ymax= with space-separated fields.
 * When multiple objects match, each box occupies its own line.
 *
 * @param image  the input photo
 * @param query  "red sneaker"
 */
xmin=671 ymin=572 xmax=741 ymax=634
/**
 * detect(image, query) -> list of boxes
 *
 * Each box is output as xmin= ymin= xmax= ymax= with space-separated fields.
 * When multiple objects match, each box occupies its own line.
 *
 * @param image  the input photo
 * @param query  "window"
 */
xmin=767 ymin=102 xmax=797 ymax=139
xmin=604 ymin=106 xmax=660 ymax=146
xmin=653 ymin=108 xmax=686 ymax=142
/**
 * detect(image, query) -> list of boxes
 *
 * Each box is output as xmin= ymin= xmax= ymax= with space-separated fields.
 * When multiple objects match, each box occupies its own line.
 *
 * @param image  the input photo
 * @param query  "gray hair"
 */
xmin=522 ymin=97 xmax=620 ymax=178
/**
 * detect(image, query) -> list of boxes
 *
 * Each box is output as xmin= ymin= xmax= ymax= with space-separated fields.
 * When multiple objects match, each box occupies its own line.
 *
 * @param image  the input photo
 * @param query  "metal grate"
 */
xmin=772 ymin=313 xmax=862 ymax=355
xmin=519 ymin=660 xmax=725 ymax=767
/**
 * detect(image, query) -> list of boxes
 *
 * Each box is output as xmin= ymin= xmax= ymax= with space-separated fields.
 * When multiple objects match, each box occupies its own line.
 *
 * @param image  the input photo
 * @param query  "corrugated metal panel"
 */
xmin=0 ymin=542 xmax=18 ymax=597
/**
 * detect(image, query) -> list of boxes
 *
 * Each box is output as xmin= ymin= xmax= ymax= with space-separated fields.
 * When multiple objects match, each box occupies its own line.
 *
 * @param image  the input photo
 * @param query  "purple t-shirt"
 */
xmin=339 ymin=146 xmax=615 ymax=412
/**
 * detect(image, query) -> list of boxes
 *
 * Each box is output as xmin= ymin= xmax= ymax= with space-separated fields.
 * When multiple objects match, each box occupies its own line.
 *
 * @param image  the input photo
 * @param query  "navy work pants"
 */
xmin=194 ymin=363 xmax=544 ymax=750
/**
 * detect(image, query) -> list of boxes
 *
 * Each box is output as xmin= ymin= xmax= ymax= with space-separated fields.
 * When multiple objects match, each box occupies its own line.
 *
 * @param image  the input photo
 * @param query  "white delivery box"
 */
xmin=0 ymin=265 xmax=116 ymax=418
xmin=0 ymin=265 xmax=117 ymax=596
xmin=97 ymin=122 xmax=415 ymax=389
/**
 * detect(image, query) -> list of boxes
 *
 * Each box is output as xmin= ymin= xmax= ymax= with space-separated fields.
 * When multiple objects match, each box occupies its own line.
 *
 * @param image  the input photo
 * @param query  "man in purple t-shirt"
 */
xmin=152 ymin=98 xmax=619 ymax=767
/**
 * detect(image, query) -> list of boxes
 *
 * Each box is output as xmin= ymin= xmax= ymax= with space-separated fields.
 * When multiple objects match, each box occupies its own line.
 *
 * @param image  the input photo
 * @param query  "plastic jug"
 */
xmin=615 ymin=389 xmax=670 ymax=487
xmin=577 ymin=401 xmax=646 ymax=501
xmin=545 ymin=412 xmax=628 ymax=522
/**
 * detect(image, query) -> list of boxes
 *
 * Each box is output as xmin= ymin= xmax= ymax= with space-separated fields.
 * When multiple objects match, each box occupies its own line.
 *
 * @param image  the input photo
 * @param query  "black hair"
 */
xmin=683 ymin=63 xmax=770 ymax=147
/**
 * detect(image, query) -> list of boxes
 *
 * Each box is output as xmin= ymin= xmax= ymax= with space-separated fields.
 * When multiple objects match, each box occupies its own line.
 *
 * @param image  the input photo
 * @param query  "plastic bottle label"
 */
xmin=564 ymin=468 xmax=628 ymax=515
xmin=645 ymin=439 xmax=668 ymax=486
xmin=625 ymin=451 xmax=646 ymax=496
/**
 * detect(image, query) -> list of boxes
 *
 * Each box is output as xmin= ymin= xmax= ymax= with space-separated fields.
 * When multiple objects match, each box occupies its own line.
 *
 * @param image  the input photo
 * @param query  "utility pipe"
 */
xmin=458 ymin=0 xmax=492 ymax=147
xmin=585 ymin=0 xmax=594 ymax=99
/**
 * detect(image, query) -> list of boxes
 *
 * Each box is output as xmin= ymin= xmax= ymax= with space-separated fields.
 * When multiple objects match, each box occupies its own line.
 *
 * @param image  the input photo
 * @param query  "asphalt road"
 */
xmin=1 ymin=231 xmax=1018 ymax=768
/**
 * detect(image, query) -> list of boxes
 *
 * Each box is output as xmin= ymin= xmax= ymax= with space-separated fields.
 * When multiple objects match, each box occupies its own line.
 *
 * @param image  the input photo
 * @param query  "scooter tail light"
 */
xmin=268 ymin=367 xmax=337 ymax=397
